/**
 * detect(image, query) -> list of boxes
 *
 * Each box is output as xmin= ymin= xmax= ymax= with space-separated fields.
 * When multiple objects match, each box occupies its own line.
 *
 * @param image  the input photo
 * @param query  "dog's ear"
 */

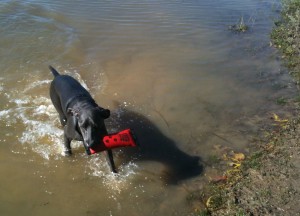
xmin=99 ymin=108 xmax=110 ymax=119
xmin=67 ymin=108 xmax=79 ymax=117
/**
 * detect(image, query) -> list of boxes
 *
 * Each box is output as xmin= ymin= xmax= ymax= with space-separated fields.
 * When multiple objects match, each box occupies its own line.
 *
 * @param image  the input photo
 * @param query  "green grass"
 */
xmin=271 ymin=0 xmax=300 ymax=82
xmin=235 ymin=209 xmax=247 ymax=216
xmin=243 ymin=151 xmax=263 ymax=169
xmin=207 ymin=154 xmax=220 ymax=165
xmin=195 ymin=210 xmax=211 ymax=216
xmin=276 ymin=97 xmax=288 ymax=105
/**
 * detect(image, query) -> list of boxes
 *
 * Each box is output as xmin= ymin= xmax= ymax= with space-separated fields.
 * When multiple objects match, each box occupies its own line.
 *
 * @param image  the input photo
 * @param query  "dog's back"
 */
xmin=49 ymin=66 xmax=93 ymax=112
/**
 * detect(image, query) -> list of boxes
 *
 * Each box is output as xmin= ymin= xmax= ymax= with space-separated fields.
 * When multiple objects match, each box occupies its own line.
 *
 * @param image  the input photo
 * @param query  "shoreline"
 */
xmin=189 ymin=0 xmax=300 ymax=215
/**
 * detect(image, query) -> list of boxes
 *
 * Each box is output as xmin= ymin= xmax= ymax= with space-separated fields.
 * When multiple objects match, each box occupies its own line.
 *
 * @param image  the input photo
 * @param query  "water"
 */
xmin=0 ymin=0 xmax=296 ymax=215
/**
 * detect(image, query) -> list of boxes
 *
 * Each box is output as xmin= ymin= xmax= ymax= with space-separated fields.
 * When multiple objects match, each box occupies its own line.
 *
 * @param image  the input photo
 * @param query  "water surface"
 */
xmin=0 ymin=0 xmax=296 ymax=215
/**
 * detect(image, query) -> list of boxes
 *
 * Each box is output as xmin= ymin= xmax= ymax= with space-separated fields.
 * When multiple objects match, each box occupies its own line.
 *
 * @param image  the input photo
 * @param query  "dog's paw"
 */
xmin=62 ymin=150 xmax=72 ymax=156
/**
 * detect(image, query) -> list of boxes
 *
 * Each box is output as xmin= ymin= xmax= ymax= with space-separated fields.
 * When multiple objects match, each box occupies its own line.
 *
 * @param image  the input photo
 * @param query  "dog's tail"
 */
xmin=49 ymin=65 xmax=60 ymax=77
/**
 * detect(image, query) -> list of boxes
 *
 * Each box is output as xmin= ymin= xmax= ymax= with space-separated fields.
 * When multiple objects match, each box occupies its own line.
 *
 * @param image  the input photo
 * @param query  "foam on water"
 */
xmin=0 ymin=91 xmax=64 ymax=159
xmin=87 ymin=156 xmax=139 ymax=193
xmin=23 ymin=80 xmax=52 ymax=93
xmin=0 ymin=72 xmax=86 ymax=160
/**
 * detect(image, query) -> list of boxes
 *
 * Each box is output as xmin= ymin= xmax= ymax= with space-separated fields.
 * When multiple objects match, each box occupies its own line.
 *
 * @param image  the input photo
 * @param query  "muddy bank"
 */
xmin=187 ymin=114 xmax=300 ymax=215
xmin=213 ymin=118 xmax=300 ymax=215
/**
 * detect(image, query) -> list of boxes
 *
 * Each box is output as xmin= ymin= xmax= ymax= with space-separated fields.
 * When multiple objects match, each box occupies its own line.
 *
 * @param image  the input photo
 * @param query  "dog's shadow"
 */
xmin=107 ymin=107 xmax=203 ymax=184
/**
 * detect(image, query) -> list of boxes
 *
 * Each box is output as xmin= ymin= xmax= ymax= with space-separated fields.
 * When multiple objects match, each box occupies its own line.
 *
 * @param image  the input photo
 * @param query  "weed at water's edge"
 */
xmin=229 ymin=16 xmax=249 ymax=33
xmin=243 ymin=151 xmax=263 ymax=170
xmin=276 ymin=96 xmax=288 ymax=105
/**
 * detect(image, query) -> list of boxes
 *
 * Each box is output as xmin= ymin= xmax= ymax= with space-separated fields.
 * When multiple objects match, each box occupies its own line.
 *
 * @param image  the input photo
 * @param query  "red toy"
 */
xmin=89 ymin=129 xmax=138 ymax=154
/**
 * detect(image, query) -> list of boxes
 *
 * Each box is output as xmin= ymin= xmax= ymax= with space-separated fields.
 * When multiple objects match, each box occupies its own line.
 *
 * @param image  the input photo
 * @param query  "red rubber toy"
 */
xmin=89 ymin=129 xmax=138 ymax=154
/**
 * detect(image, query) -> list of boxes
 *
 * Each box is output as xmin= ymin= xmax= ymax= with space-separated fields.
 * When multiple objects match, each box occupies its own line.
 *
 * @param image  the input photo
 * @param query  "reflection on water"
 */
xmin=0 ymin=0 xmax=296 ymax=215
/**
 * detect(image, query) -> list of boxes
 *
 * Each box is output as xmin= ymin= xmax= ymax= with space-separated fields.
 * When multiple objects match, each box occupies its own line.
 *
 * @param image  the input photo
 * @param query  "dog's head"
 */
xmin=68 ymin=107 xmax=110 ymax=148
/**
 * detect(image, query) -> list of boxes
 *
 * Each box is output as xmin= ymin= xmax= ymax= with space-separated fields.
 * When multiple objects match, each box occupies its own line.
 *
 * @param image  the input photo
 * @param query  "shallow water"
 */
xmin=0 ymin=0 xmax=296 ymax=215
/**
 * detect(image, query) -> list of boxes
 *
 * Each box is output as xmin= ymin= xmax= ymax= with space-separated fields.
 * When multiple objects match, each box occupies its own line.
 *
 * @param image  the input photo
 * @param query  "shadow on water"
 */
xmin=108 ymin=105 xmax=203 ymax=185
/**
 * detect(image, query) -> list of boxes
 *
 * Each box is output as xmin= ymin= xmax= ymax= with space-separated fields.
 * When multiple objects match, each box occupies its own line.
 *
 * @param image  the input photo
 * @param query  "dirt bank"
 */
xmin=212 ymin=118 xmax=300 ymax=215
xmin=187 ymin=115 xmax=300 ymax=216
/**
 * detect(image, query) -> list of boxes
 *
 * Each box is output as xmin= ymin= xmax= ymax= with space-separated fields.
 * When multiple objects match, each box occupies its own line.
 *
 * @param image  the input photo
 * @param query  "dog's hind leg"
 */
xmin=50 ymin=84 xmax=67 ymax=126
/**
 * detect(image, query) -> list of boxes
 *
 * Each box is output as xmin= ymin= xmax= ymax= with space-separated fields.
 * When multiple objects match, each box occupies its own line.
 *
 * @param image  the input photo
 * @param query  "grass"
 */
xmin=207 ymin=154 xmax=221 ymax=165
xmin=187 ymin=184 xmax=226 ymax=215
xmin=294 ymin=95 xmax=300 ymax=102
xmin=243 ymin=151 xmax=263 ymax=169
xmin=235 ymin=210 xmax=247 ymax=216
xmin=276 ymin=97 xmax=288 ymax=105
xmin=195 ymin=210 xmax=211 ymax=216
xmin=271 ymin=0 xmax=300 ymax=82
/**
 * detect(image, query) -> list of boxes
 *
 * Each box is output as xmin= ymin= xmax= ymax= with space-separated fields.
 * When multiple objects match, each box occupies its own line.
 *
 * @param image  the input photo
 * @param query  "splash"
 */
xmin=0 ymin=71 xmax=89 ymax=159
xmin=87 ymin=156 xmax=138 ymax=193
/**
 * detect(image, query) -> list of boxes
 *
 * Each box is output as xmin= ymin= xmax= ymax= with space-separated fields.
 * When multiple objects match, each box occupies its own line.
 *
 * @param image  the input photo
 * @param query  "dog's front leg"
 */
xmin=63 ymin=129 xmax=72 ymax=156
xmin=105 ymin=149 xmax=117 ymax=173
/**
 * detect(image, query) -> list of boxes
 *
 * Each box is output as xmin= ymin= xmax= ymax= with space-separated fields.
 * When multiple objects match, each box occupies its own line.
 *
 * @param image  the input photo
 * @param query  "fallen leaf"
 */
xmin=232 ymin=153 xmax=245 ymax=161
xmin=272 ymin=113 xmax=288 ymax=123
xmin=228 ymin=162 xmax=241 ymax=168
xmin=210 ymin=175 xmax=227 ymax=183
xmin=206 ymin=196 xmax=213 ymax=208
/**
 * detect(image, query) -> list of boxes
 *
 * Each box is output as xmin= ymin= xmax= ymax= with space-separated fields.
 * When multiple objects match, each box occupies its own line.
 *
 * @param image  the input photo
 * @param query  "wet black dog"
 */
xmin=49 ymin=66 xmax=117 ymax=173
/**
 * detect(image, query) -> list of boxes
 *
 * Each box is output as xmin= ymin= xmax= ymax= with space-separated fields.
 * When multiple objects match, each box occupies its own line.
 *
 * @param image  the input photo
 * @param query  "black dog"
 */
xmin=49 ymin=66 xmax=117 ymax=173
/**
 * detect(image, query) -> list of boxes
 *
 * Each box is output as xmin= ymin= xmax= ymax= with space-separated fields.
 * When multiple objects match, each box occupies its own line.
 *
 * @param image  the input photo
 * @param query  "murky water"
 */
xmin=0 ymin=0 xmax=296 ymax=215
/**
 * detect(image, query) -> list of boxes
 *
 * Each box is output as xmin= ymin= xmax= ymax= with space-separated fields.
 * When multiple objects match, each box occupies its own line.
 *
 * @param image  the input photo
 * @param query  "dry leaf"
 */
xmin=272 ymin=113 xmax=288 ymax=123
xmin=228 ymin=162 xmax=241 ymax=168
xmin=210 ymin=175 xmax=227 ymax=183
xmin=233 ymin=153 xmax=245 ymax=161
xmin=206 ymin=196 xmax=213 ymax=208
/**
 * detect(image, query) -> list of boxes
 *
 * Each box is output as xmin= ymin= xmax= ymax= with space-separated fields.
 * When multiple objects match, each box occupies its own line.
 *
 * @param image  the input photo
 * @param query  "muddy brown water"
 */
xmin=0 ymin=0 xmax=296 ymax=215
